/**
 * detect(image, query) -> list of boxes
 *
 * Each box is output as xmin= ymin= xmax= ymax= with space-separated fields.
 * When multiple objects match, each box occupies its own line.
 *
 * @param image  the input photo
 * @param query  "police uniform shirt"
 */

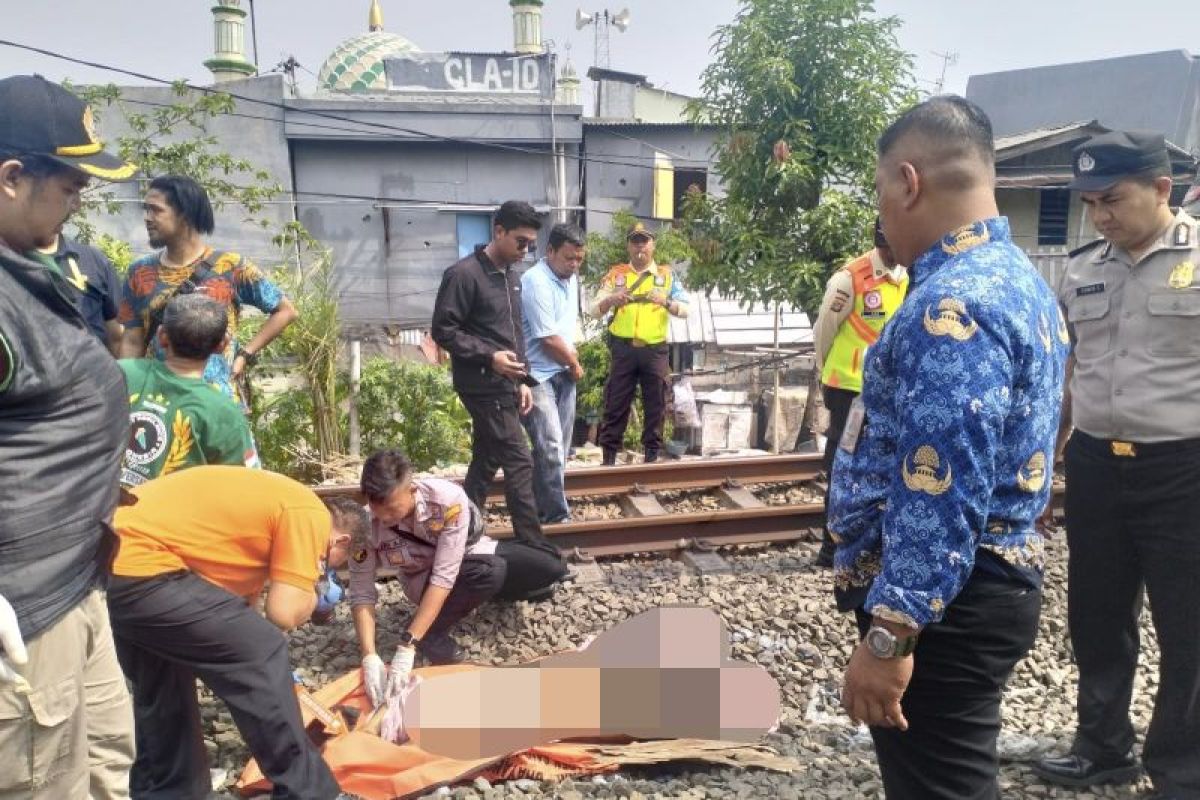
xmin=828 ymin=218 xmax=1069 ymax=628
xmin=1060 ymin=210 xmax=1200 ymax=443
xmin=347 ymin=477 xmax=497 ymax=607
xmin=812 ymin=249 xmax=907 ymax=371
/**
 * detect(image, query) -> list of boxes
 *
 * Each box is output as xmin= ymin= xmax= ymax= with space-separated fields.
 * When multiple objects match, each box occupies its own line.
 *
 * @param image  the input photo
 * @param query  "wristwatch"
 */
xmin=239 ymin=348 xmax=259 ymax=367
xmin=397 ymin=630 xmax=420 ymax=647
xmin=865 ymin=626 xmax=917 ymax=659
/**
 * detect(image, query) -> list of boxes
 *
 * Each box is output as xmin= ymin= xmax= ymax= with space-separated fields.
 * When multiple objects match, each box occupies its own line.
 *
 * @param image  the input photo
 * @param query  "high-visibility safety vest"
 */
xmin=820 ymin=253 xmax=907 ymax=393
xmin=604 ymin=263 xmax=674 ymax=345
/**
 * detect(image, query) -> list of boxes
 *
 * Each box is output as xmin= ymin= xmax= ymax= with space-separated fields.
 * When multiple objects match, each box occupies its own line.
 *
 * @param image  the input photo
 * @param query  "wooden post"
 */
xmin=348 ymin=339 xmax=362 ymax=458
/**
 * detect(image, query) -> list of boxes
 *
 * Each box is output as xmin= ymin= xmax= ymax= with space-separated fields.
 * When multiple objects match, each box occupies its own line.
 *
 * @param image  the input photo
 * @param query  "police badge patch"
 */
xmin=1169 ymin=262 xmax=1195 ymax=289
xmin=352 ymin=548 xmax=368 ymax=564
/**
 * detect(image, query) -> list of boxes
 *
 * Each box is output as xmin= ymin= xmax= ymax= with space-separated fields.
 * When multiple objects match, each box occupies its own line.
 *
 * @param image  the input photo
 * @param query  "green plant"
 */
xmin=583 ymin=209 xmax=696 ymax=287
xmin=682 ymin=0 xmax=915 ymax=316
xmin=355 ymin=357 xmax=472 ymax=470
xmin=251 ymin=386 xmax=328 ymax=483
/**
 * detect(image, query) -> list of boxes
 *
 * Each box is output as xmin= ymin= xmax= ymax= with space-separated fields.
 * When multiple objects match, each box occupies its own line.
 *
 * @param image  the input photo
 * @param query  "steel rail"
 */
xmin=312 ymin=452 xmax=823 ymax=504
xmin=490 ymin=485 xmax=1067 ymax=559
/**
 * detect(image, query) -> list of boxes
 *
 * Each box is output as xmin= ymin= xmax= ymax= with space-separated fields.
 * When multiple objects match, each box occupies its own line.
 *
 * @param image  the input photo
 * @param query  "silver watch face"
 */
xmin=865 ymin=626 xmax=896 ymax=658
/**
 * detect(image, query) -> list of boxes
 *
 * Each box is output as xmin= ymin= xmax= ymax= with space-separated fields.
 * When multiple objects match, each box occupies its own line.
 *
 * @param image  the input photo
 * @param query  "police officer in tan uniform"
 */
xmin=1033 ymin=131 xmax=1200 ymax=799
xmin=810 ymin=219 xmax=907 ymax=566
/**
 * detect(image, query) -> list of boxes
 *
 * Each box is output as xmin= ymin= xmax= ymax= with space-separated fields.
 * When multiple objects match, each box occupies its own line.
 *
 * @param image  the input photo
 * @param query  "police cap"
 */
xmin=627 ymin=222 xmax=656 ymax=242
xmin=1068 ymin=130 xmax=1172 ymax=192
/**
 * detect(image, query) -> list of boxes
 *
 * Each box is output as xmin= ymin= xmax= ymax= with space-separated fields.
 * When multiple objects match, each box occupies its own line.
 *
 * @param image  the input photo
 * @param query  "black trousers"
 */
xmin=598 ymin=337 xmax=670 ymax=454
xmin=107 ymin=572 xmax=340 ymax=800
xmin=820 ymin=385 xmax=858 ymax=549
xmin=418 ymin=543 xmax=567 ymax=654
xmin=460 ymin=391 xmax=555 ymax=554
xmin=1064 ymin=431 xmax=1200 ymax=797
xmin=854 ymin=571 xmax=1042 ymax=800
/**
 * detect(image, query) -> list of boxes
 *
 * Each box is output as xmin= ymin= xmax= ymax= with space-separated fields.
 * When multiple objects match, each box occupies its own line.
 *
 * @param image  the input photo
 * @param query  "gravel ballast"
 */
xmin=204 ymin=529 xmax=1159 ymax=799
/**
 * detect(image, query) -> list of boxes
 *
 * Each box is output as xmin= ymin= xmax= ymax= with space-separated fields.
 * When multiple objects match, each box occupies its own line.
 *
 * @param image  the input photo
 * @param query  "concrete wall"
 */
xmin=967 ymin=50 xmax=1200 ymax=151
xmin=292 ymin=139 xmax=576 ymax=326
xmin=583 ymin=125 xmax=723 ymax=233
xmin=84 ymin=75 xmax=296 ymax=267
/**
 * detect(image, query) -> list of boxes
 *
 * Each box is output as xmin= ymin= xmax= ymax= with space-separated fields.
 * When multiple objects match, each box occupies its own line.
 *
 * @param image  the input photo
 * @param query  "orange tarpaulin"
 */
xmin=236 ymin=667 xmax=619 ymax=800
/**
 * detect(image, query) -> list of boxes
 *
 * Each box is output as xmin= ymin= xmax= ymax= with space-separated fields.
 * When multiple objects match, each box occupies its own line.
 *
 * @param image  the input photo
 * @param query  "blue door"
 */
xmin=456 ymin=214 xmax=491 ymax=259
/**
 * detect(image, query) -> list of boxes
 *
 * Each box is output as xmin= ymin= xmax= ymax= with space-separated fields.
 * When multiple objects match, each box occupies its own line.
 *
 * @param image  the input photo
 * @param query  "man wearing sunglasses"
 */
xmin=432 ymin=200 xmax=557 ymax=555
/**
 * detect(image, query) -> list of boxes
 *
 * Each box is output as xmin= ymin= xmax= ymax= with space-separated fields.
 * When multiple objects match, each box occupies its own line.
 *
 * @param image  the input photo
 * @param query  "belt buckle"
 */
xmin=1110 ymin=440 xmax=1137 ymax=458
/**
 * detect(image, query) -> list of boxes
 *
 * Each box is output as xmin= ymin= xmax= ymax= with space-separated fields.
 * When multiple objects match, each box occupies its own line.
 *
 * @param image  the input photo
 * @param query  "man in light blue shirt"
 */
xmin=520 ymin=223 xmax=586 ymax=523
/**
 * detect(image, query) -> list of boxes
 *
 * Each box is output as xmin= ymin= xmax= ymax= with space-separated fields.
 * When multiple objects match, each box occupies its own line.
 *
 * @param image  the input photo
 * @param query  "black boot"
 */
xmin=602 ymin=449 xmax=617 ymax=466
xmin=644 ymin=449 xmax=659 ymax=464
xmin=418 ymin=634 xmax=464 ymax=666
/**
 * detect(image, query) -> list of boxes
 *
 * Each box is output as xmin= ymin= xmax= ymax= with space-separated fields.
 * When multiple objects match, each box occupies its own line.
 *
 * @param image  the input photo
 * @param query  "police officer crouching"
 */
xmin=336 ymin=450 xmax=567 ymax=710
xmin=1033 ymin=132 xmax=1200 ymax=798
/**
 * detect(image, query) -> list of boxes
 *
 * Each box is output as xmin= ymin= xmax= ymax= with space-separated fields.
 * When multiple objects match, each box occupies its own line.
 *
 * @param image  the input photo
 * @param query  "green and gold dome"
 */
xmin=316 ymin=0 xmax=419 ymax=94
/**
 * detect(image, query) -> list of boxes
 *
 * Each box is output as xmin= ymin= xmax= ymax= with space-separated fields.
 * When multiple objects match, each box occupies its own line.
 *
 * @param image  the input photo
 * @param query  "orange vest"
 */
xmin=820 ymin=253 xmax=907 ymax=392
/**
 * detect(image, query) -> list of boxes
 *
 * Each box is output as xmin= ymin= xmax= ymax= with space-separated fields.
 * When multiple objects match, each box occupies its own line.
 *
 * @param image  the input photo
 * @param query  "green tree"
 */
xmin=67 ymin=81 xmax=281 ymax=243
xmin=683 ymin=0 xmax=914 ymax=315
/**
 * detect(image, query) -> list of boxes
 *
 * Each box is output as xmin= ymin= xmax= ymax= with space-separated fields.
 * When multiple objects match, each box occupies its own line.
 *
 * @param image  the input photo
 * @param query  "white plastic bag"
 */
xmin=673 ymin=378 xmax=701 ymax=429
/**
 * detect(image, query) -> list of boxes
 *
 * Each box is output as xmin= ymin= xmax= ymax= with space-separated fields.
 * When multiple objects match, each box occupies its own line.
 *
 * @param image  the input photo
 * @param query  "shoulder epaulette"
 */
xmin=1068 ymin=239 xmax=1106 ymax=259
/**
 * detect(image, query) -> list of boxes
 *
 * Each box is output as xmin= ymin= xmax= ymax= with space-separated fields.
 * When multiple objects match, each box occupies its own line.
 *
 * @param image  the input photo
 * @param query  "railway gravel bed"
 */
xmin=204 ymin=533 xmax=1159 ymax=799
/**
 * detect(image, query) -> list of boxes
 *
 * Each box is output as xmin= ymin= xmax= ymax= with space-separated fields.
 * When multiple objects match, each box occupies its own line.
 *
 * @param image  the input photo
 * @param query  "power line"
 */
xmin=0 ymin=39 xmax=707 ymax=175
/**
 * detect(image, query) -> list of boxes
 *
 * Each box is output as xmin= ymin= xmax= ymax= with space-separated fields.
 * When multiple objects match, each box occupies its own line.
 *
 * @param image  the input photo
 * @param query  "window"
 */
xmin=1038 ymin=189 xmax=1070 ymax=246
xmin=673 ymin=169 xmax=707 ymax=219
xmin=456 ymin=213 xmax=492 ymax=259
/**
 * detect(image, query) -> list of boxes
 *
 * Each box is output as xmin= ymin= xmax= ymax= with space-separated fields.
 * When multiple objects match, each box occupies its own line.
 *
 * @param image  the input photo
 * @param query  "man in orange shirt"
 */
xmin=107 ymin=466 xmax=349 ymax=800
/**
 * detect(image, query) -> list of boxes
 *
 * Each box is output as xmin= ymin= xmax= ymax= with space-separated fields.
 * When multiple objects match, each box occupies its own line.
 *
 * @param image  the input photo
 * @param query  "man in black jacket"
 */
xmin=432 ymin=201 xmax=556 ymax=554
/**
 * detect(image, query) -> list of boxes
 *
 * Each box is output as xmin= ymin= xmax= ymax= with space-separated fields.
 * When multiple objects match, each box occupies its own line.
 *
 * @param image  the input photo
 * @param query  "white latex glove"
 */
xmin=0 ymin=594 xmax=29 ymax=689
xmin=362 ymin=653 xmax=387 ymax=709
xmin=384 ymin=645 xmax=416 ymax=702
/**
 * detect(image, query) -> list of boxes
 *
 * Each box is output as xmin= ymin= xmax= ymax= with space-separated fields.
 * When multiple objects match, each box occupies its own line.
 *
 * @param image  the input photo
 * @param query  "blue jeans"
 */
xmin=522 ymin=370 xmax=576 ymax=523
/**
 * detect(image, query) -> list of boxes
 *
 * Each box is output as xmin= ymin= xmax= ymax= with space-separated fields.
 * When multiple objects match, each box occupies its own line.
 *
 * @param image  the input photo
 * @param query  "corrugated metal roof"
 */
xmin=994 ymin=121 xmax=1095 ymax=153
xmin=584 ymin=119 xmax=720 ymax=129
xmin=668 ymin=293 xmax=811 ymax=347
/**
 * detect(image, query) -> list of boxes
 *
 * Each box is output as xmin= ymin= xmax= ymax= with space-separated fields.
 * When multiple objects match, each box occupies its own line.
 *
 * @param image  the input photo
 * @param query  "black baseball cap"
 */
xmin=1068 ymin=130 xmax=1171 ymax=192
xmin=0 ymin=75 xmax=136 ymax=181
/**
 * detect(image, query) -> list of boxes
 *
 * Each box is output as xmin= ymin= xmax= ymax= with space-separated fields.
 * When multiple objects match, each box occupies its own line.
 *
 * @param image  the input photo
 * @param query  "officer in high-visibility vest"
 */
xmin=811 ymin=219 xmax=907 ymax=566
xmin=591 ymin=223 xmax=690 ymax=466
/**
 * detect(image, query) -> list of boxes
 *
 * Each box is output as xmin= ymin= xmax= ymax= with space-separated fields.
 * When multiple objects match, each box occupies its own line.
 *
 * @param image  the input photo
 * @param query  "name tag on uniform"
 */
xmin=839 ymin=397 xmax=866 ymax=454
xmin=1076 ymin=283 xmax=1105 ymax=297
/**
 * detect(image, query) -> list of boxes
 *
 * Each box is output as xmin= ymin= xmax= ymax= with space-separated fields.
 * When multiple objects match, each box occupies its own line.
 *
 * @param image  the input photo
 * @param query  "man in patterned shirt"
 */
xmin=118 ymin=174 xmax=297 ymax=407
xmin=829 ymin=96 xmax=1069 ymax=798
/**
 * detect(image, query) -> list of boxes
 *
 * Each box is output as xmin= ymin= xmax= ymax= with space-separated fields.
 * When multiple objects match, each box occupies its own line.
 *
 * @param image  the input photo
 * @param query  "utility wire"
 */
xmin=0 ymin=39 xmax=711 ymax=174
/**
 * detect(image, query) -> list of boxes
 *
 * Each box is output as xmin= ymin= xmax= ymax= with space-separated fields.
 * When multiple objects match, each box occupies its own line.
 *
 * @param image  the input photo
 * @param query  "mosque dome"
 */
xmin=316 ymin=1 xmax=419 ymax=94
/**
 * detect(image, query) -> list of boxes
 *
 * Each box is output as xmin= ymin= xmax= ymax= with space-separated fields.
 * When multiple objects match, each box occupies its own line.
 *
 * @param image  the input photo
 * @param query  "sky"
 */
xmin=0 ymin=0 xmax=1195 ymax=105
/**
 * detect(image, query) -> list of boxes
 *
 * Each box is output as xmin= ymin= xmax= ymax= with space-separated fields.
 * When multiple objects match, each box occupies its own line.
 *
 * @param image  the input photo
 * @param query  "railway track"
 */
xmin=315 ymin=452 xmax=1065 ymax=560
xmin=312 ymin=452 xmax=824 ymax=504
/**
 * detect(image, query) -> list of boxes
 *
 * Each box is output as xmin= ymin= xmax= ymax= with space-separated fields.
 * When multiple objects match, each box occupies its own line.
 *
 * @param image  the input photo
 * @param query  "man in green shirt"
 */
xmin=119 ymin=293 xmax=259 ymax=486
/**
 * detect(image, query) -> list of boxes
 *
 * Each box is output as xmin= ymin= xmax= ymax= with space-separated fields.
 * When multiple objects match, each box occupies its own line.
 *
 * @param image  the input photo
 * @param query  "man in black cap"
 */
xmin=591 ymin=222 xmax=689 ymax=465
xmin=1033 ymin=130 xmax=1200 ymax=799
xmin=0 ymin=75 xmax=137 ymax=799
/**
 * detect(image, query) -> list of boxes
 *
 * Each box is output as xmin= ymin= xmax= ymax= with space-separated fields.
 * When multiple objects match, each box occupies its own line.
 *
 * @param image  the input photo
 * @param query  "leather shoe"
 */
xmin=417 ymin=634 xmax=464 ymax=666
xmin=1031 ymin=751 xmax=1140 ymax=787
xmin=814 ymin=541 xmax=835 ymax=568
xmin=602 ymin=449 xmax=617 ymax=466
xmin=643 ymin=449 xmax=659 ymax=464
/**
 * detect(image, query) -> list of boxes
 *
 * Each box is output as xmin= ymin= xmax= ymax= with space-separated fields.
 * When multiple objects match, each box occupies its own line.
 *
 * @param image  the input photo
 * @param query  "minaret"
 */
xmin=203 ymin=0 xmax=257 ymax=83
xmin=557 ymin=56 xmax=581 ymax=105
xmin=510 ymin=0 xmax=544 ymax=54
xmin=369 ymin=0 xmax=384 ymax=31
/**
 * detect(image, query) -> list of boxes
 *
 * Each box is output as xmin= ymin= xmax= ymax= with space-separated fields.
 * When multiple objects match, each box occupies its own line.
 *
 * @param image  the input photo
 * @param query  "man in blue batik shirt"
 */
xmin=829 ymin=96 xmax=1069 ymax=799
xmin=520 ymin=223 xmax=586 ymax=523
